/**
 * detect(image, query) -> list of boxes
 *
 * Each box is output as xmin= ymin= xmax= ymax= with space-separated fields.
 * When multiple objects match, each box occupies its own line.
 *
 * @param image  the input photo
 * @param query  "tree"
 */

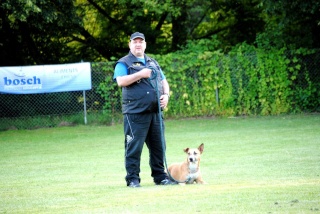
xmin=0 ymin=0 xmax=82 ymax=66
xmin=74 ymin=0 xmax=266 ymax=59
xmin=73 ymin=0 xmax=179 ymax=58
xmin=5 ymin=0 xmax=316 ymax=65
xmin=260 ymin=0 xmax=320 ymax=49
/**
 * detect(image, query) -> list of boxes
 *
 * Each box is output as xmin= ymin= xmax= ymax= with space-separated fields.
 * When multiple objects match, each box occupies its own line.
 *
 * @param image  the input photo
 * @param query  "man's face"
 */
xmin=129 ymin=38 xmax=146 ymax=57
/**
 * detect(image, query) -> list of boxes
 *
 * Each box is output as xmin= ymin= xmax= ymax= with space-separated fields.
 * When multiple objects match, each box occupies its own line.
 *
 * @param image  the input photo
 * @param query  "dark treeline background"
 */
xmin=1 ymin=0 xmax=319 ymax=66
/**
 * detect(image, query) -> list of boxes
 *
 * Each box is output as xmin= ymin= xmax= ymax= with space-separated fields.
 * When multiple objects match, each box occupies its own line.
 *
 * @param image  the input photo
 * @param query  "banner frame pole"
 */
xmin=83 ymin=90 xmax=87 ymax=125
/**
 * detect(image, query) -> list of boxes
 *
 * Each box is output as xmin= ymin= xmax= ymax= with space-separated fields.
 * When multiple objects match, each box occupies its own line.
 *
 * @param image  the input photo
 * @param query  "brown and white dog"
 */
xmin=168 ymin=143 xmax=206 ymax=184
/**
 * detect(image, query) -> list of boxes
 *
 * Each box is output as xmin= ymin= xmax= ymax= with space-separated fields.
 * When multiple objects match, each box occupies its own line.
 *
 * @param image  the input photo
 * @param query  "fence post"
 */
xmin=81 ymin=60 xmax=88 ymax=125
xmin=83 ymin=90 xmax=87 ymax=125
xmin=215 ymin=87 xmax=220 ymax=106
xmin=215 ymin=71 xmax=220 ymax=106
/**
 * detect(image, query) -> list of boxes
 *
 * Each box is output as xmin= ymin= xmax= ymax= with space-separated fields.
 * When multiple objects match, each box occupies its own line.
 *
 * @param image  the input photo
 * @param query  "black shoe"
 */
xmin=128 ymin=179 xmax=141 ymax=188
xmin=155 ymin=178 xmax=178 ymax=185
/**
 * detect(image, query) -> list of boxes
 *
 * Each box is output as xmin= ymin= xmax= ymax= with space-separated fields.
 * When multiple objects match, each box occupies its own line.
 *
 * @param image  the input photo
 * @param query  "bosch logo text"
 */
xmin=4 ymin=76 xmax=41 ymax=86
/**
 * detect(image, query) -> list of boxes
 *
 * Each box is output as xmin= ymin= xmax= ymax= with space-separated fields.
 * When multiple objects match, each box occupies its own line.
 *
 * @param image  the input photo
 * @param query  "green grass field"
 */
xmin=0 ymin=114 xmax=319 ymax=213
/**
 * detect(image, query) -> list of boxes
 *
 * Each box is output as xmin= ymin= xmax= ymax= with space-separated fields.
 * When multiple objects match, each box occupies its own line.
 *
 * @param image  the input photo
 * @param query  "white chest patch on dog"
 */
xmin=189 ymin=163 xmax=198 ymax=173
xmin=186 ymin=163 xmax=199 ymax=184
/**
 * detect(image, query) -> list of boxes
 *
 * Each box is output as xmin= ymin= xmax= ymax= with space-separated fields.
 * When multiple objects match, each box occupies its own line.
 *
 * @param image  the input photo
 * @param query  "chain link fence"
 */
xmin=1 ymin=52 xmax=319 ymax=130
xmin=0 ymin=62 xmax=116 ymax=130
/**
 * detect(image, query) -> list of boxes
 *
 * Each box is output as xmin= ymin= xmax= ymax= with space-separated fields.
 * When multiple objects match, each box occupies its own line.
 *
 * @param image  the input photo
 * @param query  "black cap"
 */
xmin=130 ymin=32 xmax=145 ymax=40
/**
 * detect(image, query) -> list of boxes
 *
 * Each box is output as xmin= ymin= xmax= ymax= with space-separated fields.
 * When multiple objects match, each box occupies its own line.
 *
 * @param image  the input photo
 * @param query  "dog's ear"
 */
xmin=198 ymin=143 xmax=204 ymax=154
xmin=184 ymin=148 xmax=189 ymax=153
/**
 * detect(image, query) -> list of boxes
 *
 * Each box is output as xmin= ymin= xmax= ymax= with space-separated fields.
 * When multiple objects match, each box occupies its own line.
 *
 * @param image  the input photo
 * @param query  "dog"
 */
xmin=168 ymin=143 xmax=206 ymax=184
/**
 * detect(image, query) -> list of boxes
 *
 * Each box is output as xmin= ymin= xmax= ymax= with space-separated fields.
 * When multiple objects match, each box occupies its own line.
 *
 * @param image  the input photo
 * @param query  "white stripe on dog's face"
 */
xmin=186 ymin=149 xmax=201 ymax=163
xmin=184 ymin=143 xmax=204 ymax=164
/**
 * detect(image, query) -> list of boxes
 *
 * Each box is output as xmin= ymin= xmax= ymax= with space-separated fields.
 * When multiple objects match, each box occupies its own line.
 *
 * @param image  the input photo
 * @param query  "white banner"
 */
xmin=0 ymin=63 xmax=92 ymax=94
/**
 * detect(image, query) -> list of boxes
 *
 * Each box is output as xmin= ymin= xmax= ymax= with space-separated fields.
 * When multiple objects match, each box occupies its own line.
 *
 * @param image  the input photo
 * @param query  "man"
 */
xmin=113 ymin=32 xmax=176 ymax=187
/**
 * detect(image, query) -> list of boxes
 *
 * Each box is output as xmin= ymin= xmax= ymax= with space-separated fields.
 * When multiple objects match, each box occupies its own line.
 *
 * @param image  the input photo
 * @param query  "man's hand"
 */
xmin=160 ymin=94 xmax=169 ymax=108
xmin=116 ymin=68 xmax=152 ymax=87
xmin=138 ymin=68 xmax=153 ymax=79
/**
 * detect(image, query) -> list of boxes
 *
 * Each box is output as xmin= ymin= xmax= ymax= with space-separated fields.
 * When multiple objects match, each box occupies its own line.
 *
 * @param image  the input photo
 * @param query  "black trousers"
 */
xmin=123 ymin=112 xmax=167 ymax=184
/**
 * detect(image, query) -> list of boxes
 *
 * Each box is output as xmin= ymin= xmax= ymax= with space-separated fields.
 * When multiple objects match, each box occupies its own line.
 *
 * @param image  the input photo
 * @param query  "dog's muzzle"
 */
xmin=189 ymin=157 xmax=197 ymax=162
